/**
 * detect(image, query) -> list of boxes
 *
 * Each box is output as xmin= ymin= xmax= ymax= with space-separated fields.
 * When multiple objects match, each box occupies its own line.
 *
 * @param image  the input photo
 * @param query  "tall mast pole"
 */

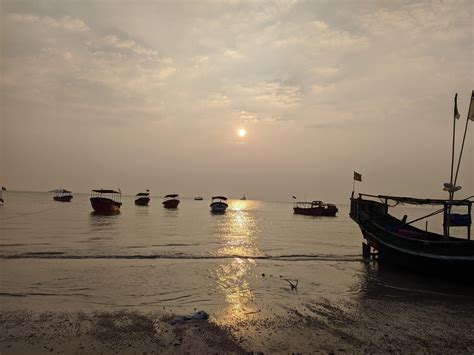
xmin=453 ymin=90 xmax=474 ymax=189
xmin=445 ymin=93 xmax=459 ymax=237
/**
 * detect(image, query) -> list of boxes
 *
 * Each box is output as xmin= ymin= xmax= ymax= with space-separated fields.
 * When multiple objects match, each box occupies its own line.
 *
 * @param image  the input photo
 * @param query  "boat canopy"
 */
xmin=366 ymin=194 xmax=473 ymax=206
xmin=165 ymin=194 xmax=179 ymax=198
xmin=52 ymin=188 xmax=71 ymax=193
xmin=136 ymin=192 xmax=149 ymax=196
xmin=212 ymin=196 xmax=227 ymax=200
xmin=92 ymin=189 xmax=121 ymax=194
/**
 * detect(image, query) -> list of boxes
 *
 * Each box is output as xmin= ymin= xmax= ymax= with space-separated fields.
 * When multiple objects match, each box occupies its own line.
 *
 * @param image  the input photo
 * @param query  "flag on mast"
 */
xmin=468 ymin=90 xmax=474 ymax=121
xmin=454 ymin=93 xmax=460 ymax=119
xmin=353 ymin=171 xmax=362 ymax=182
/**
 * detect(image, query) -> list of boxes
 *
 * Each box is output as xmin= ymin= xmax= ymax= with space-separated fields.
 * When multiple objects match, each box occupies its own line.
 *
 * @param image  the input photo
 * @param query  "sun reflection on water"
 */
xmin=209 ymin=200 xmax=262 ymax=322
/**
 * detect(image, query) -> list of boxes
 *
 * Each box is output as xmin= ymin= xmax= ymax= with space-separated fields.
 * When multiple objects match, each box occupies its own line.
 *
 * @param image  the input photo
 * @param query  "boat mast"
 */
xmin=445 ymin=93 xmax=459 ymax=237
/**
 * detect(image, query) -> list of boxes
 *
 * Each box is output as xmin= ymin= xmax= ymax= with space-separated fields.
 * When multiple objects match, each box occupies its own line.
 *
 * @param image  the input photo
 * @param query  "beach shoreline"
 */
xmin=2 ymin=295 xmax=474 ymax=354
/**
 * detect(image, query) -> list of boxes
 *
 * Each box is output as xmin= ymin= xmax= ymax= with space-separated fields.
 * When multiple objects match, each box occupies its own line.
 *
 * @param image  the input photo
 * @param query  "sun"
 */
xmin=238 ymin=128 xmax=247 ymax=137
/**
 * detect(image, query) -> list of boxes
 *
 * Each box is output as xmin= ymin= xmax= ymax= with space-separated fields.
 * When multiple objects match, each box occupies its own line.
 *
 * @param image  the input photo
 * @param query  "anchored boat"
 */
xmin=293 ymin=201 xmax=338 ymax=216
xmin=163 ymin=194 xmax=180 ymax=209
xmin=210 ymin=196 xmax=228 ymax=213
xmin=0 ymin=186 xmax=5 ymax=205
xmin=350 ymin=91 xmax=474 ymax=277
xmin=90 ymin=189 xmax=122 ymax=213
xmin=135 ymin=190 xmax=150 ymax=206
xmin=350 ymin=194 xmax=473 ymax=275
xmin=52 ymin=188 xmax=73 ymax=202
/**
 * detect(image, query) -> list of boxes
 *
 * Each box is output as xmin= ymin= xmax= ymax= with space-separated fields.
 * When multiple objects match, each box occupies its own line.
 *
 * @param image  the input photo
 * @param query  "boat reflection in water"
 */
xmin=210 ymin=200 xmax=261 ymax=323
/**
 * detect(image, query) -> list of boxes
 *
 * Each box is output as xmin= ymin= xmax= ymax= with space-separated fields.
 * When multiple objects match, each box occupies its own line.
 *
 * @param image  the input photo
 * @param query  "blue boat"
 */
xmin=210 ymin=196 xmax=228 ymax=213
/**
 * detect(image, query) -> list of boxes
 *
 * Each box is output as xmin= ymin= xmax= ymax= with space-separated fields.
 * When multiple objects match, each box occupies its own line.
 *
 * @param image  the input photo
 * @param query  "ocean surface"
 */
xmin=1 ymin=191 xmax=473 ymax=320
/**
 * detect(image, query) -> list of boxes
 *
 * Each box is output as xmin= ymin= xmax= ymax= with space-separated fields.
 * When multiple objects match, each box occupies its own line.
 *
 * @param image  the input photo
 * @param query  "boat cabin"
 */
xmin=52 ymin=188 xmax=73 ymax=202
xmin=135 ymin=190 xmax=150 ymax=206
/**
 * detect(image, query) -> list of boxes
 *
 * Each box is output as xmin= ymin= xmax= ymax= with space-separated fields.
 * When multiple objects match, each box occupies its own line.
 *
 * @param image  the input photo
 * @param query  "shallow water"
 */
xmin=1 ymin=191 xmax=473 ymax=318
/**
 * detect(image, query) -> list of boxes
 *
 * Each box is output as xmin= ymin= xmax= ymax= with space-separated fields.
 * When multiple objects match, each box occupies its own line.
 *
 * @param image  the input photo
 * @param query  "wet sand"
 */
xmin=2 ymin=296 xmax=473 ymax=354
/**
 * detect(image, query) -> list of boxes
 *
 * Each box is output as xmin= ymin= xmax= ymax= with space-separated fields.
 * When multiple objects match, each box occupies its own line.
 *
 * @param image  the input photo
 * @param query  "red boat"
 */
xmin=135 ymin=190 xmax=150 ymax=206
xmin=90 ymin=189 xmax=122 ymax=213
xmin=163 ymin=194 xmax=180 ymax=209
xmin=52 ymin=188 xmax=73 ymax=202
xmin=293 ymin=201 xmax=338 ymax=216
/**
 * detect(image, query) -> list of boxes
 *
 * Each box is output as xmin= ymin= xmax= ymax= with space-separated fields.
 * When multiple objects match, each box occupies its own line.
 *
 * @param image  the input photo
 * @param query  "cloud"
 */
xmin=8 ymin=13 xmax=90 ymax=32
xmin=3 ymin=12 xmax=176 ymax=122
xmin=223 ymin=49 xmax=244 ymax=59
xmin=273 ymin=20 xmax=369 ymax=50
xmin=237 ymin=82 xmax=302 ymax=108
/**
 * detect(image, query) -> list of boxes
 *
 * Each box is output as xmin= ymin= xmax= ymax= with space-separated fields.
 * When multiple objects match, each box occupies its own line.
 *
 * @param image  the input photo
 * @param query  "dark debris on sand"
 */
xmin=0 ymin=310 xmax=246 ymax=354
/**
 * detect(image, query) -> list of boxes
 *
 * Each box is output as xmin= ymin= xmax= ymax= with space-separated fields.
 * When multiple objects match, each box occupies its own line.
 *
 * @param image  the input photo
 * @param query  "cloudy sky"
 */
xmin=1 ymin=0 xmax=473 ymax=202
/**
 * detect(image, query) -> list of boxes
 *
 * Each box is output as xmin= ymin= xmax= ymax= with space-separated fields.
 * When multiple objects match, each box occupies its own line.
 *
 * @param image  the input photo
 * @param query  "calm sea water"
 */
xmin=1 ymin=191 xmax=472 ymax=318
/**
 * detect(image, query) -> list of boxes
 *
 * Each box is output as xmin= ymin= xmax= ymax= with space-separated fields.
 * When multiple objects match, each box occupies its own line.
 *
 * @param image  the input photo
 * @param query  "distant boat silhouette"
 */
xmin=240 ymin=194 xmax=247 ymax=200
xmin=210 ymin=196 xmax=228 ymax=213
xmin=0 ymin=186 xmax=5 ymax=205
xmin=52 ymin=188 xmax=73 ymax=202
xmin=293 ymin=200 xmax=338 ymax=216
xmin=135 ymin=190 xmax=150 ymax=206
xmin=90 ymin=189 xmax=122 ymax=213
xmin=194 ymin=196 xmax=203 ymax=201
xmin=163 ymin=194 xmax=180 ymax=209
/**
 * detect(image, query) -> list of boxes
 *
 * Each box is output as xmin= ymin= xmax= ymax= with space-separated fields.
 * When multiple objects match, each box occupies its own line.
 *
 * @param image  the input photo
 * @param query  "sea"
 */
xmin=1 ymin=191 xmax=473 ymax=321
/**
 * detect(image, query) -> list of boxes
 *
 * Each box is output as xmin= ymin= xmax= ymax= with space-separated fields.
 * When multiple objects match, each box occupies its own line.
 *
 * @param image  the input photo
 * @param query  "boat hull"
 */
xmin=163 ymin=199 xmax=180 ymax=209
xmin=90 ymin=197 xmax=122 ymax=214
xmin=361 ymin=226 xmax=474 ymax=277
xmin=135 ymin=197 xmax=150 ymax=206
xmin=210 ymin=202 xmax=228 ymax=213
xmin=351 ymin=198 xmax=474 ymax=278
xmin=293 ymin=206 xmax=338 ymax=216
xmin=53 ymin=195 xmax=73 ymax=202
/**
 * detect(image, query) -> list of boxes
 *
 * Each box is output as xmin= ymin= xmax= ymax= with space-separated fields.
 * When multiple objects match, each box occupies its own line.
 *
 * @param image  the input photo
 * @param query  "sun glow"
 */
xmin=238 ymin=128 xmax=246 ymax=137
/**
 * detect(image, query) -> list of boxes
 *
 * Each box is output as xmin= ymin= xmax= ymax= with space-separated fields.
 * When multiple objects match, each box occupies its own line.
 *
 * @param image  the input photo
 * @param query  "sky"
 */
xmin=1 ymin=0 xmax=473 ymax=202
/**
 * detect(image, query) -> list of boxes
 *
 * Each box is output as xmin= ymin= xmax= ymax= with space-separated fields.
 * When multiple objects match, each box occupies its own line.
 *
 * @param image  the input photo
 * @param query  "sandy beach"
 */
xmin=2 ymin=294 xmax=474 ymax=354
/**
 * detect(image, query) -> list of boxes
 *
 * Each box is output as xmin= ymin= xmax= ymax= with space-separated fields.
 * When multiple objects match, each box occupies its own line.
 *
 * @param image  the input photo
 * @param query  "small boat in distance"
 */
xmin=210 ymin=196 xmax=228 ymax=213
xmin=135 ymin=190 xmax=150 ymax=206
xmin=194 ymin=196 xmax=204 ymax=201
xmin=90 ymin=189 xmax=122 ymax=213
xmin=52 ymin=188 xmax=73 ymax=202
xmin=163 ymin=194 xmax=180 ymax=209
xmin=240 ymin=194 xmax=247 ymax=200
xmin=293 ymin=201 xmax=338 ymax=216
xmin=0 ymin=186 xmax=5 ymax=205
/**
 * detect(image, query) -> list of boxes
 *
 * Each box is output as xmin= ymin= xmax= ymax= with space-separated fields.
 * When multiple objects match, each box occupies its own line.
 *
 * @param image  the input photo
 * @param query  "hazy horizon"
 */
xmin=1 ymin=0 xmax=473 ymax=202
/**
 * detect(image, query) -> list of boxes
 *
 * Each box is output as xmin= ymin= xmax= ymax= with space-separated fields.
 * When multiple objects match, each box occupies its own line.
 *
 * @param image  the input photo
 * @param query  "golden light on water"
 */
xmin=211 ymin=200 xmax=262 ymax=323
xmin=238 ymin=128 xmax=247 ymax=137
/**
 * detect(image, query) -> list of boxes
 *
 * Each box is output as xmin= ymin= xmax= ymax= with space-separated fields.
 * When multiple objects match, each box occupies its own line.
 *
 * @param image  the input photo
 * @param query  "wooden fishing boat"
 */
xmin=350 ymin=91 xmax=474 ymax=278
xmin=210 ymin=196 xmax=228 ymax=213
xmin=293 ymin=201 xmax=338 ymax=216
xmin=52 ymin=188 xmax=73 ymax=202
xmin=350 ymin=194 xmax=473 ymax=276
xmin=163 ymin=194 xmax=180 ymax=209
xmin=90 ymin=189 xmax=122 ymax=213
xmin=135 ymin=190 xmax=150 ymax=206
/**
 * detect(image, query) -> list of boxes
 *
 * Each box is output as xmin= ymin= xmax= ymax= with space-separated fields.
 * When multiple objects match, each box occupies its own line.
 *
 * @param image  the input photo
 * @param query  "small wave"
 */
xmin=0 ymin=253 xmax=362 ymax=262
